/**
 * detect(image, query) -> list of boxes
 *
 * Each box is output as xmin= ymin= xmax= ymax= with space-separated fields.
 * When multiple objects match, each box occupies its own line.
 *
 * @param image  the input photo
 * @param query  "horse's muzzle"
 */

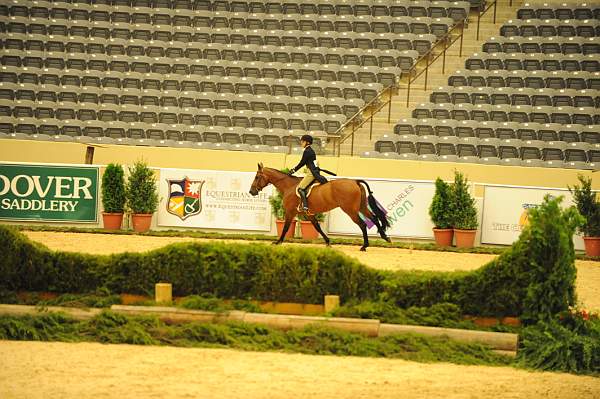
xmin=249 ymin=189 xmax=258 ymax=196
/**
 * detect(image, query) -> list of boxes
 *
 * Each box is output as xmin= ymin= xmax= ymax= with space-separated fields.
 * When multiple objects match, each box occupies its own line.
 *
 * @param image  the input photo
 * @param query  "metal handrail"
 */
xmin=334 ymin=83 xmax=395 ymax=156
xmin=476 ymin=0 xmax=498 ymax=40
xmin=402 ymin=19 xmax=466 ymax=106
xmin=331 ymin=19 xmax=466 ymax=157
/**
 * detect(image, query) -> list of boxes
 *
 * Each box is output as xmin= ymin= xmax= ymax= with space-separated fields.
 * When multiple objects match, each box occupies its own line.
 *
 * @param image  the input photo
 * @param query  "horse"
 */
xmin=249 ymin=163 xmax=391 ymax=251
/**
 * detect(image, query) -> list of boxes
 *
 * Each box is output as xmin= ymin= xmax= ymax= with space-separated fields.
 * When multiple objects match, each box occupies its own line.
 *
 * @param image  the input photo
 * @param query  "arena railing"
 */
xmin=332 ymin=19 xmax=466 ymax=157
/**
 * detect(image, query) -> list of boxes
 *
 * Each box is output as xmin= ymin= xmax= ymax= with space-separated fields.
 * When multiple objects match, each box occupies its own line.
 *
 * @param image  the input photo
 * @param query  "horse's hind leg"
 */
xmin=357 ymin=219 xmax=369 ymax=251
xmin=344 ymin=211 xmax=369 ymax=251
xmin=307 ymin=214 xmax=330 ymax=246
xmin=370 ymin=216 xmax=392 ymax=243
xmin=340 ymin=201 xmax=369 ymax=251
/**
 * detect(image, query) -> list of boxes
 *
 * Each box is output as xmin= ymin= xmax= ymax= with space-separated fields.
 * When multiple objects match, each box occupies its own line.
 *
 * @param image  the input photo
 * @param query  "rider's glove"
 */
xmin=288 ymin=168 xmax=295 ymax=175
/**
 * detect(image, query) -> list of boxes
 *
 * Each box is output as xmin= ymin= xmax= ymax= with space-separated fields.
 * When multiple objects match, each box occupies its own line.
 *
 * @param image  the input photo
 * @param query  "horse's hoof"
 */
xmin=272 ymin=241 xmax=282 ymax=245
xmin=325 ymin=241 xmax=331 ymax=247
xmin=360 ymin=247 xmax=367 ymax=252
xmin=385 ymin=237 xmax=392 ymax=243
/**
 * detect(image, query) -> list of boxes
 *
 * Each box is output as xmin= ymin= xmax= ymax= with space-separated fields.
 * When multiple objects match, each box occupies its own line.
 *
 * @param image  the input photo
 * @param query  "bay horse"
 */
xmin=249 ymin=163 xmax=391 ymax=251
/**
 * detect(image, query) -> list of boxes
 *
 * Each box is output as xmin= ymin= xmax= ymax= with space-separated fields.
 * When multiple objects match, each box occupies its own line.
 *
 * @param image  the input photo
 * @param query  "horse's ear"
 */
xmin=258 ymin=162 xmax=263 ymax=170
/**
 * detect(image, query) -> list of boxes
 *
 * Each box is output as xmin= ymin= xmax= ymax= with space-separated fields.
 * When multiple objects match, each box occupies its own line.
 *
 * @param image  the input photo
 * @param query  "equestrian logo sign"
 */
xmin=166 ymin=177 xmax=204 ymax=220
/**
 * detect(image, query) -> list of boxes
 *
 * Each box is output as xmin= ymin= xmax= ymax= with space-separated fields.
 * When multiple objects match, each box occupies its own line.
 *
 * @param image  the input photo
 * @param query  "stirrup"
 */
xmin=297 ymin=204 xmax=312 ymax=214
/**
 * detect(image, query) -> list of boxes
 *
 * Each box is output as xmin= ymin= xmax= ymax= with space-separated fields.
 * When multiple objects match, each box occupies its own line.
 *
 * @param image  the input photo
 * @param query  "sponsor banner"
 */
xmin=481 ymin=185 xmax=584 ymax=250
xmin=327 ymin=179 xmax=436 ymax=238
xmin=158 ymin=168 xmax=273 ymax=231
xmin=0 ymin=163 xmax=98 ymax=222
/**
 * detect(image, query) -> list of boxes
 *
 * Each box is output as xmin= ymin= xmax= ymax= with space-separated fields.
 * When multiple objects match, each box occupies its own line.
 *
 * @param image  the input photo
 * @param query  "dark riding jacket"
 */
xmin=292 ymin=145 xmax=327 ymax=184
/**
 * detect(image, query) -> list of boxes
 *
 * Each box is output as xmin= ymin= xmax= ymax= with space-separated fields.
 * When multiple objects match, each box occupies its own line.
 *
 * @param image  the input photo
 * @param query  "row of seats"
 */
xmin=0 ymin=104 xmax=347 ymax=132
xmin=0 ymin=11 xmax=455 ymax=35
xmin=0 ymin=26 xmax=437 ymax=55
xmin=0 ymin=70 xmax=383 ymax=104
xmin=0 ymin=84 xmax=361 ymax=113
xmin=373 ymin=134 xmax=599 ymax=166
xmin=448 ymin=69 xmax=600 ymax=90
xmin=0 ymin=123 xmax=326 ymax=149
xmin=517 ymin=1 xmax=600 ymax=21
xmin=412 ymin=102 xmax=600 ymax=125
xmin=362 ymin=150 xmax=597 ymax=169
xmin=1 ymin=36 xmax=419 ymax=70
xmin=500 ymin=18 xmax=600 ymax=38
xmin=393 ymin=118 xmax=600 ymax=143
xmin=1 ymin=131 xmax=321 ymax=153
xmin=1 ymin=0 xmax=470 ymax=20
xmin=465 ymin=53 xmax=599 ymax=72
xmin=0 ymin=50 xmax=404 ymax=87
xmin=0 ymin=67 xmax=381 ymax=104
xmin=0 ymin=87 xmax=363 ymax=116
xmin=429 ymin=86 xmax=600 ymax=107
xmin=482 ymin=36 xmax=599 ymax=55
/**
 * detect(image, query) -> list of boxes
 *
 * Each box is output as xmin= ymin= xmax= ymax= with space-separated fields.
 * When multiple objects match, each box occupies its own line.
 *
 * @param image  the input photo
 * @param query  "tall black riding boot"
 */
xmin=298 ymin=188 xmax=309 ymax=212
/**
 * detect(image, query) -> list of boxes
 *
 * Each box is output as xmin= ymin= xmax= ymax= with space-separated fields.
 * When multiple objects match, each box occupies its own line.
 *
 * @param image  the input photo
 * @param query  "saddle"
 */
xmin=295 ymin=181 xmax=320 ymax=198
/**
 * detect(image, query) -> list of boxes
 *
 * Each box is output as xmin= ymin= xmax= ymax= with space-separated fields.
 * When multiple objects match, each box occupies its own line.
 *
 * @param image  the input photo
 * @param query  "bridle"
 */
xmin=253 ymin=170 xmax=290 ymax=192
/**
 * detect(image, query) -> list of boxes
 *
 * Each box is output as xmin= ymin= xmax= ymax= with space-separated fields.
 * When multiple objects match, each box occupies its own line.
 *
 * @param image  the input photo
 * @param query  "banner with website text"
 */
xmin=327 ymin=178 xmax=436 ymax=238
xmin=158 ymin=168 xmax=273 ymax=231
xmin=480 ymin=185 xmax=584 ymax=250
xmin=0 ymin=163 xmax=98 ymax=222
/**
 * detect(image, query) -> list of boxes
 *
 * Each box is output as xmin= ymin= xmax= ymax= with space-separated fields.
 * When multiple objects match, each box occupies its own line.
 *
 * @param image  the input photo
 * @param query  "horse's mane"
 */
xmin=264 ymin=167 xmax=300 ymax=180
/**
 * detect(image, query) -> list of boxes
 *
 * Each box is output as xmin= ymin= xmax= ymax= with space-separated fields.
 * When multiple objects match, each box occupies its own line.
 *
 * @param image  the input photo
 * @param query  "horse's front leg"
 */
xmin=273 ymin=203 xmax=298 ymax=245
xmin=274 ymin=217 xmax=292 ymax=244
xmin=308 ymin=214 xmax=330 ymax=246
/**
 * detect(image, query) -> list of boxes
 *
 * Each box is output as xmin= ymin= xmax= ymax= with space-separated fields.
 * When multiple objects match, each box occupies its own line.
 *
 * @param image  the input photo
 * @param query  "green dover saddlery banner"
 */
xmin=0 ymin=163 xmax=99 ymax=222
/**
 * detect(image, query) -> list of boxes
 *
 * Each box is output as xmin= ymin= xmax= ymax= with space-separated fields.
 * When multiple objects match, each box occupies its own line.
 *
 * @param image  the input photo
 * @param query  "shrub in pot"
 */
xmin=429 ymin=177 xmax=454 ymax=246
xmin=452 ymin=170 xmax=478 ymax=248
xmin=101 ymin=163 xmax=126 ymax=230
xmin=569 ymin=174 xmax=600 ymax=257
xmin=297 ymin=212 xmax=326 ymax=240
xmin=126 ymin=160 xmax=159 ymax=233
xmin=269 ymin=188 xmax=296 ymax=238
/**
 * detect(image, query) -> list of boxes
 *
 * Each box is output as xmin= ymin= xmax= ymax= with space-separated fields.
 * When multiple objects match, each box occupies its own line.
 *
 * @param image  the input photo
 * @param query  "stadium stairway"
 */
xmin=338 ymin=0 xmax=523 ymax=157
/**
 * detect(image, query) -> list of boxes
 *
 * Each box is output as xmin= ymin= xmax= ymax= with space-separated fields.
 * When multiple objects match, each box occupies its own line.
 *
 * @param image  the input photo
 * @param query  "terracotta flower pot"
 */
xmin=454 ymin=229 xmax=477 ymax=248
xmin=300 ymin=220 xmax=320 ymax=239
xmin=102 ymin=212 xmax=124 ymax=230
xmin=432 ymin=228 xmax=454 ymax=247
xmin=276 ymin=219 xmax=296 ymax=239
xmin=583 ymin=236 xmax=600 ymax=257
xmin=131 ymin=213 xmax=153 ymax=233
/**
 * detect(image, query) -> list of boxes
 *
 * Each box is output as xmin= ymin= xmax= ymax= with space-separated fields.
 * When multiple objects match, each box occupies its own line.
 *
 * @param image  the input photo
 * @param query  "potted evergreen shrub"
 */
xmin=452 ymin=170 xmax=479 ymax=248
xmin=269 ymin=188 xmax=295 ymax=238
xmin=126 ymin=160 xmax=159 ymax=233
xmin=429 ymin=177 xmax=454 ymax=246
xmin=297 ymin=212 xmax=326 ymax=239
xmin=569 ymin=174 xmax=600 ymax=257
xmin=101 ymin=163 xmax=126 ymax=230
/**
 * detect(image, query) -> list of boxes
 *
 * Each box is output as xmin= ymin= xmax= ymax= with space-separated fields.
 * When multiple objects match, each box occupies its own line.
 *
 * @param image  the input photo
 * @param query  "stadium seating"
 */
xmin=0 ymin=0 xmax=469 ymax=152
xmin=381 ymin=0 xmax=599 ymax=169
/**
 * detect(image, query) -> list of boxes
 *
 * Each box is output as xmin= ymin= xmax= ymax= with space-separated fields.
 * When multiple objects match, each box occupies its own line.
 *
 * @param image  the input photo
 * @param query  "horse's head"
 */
xmin=249 ymin=163 xmax=269 ymax=196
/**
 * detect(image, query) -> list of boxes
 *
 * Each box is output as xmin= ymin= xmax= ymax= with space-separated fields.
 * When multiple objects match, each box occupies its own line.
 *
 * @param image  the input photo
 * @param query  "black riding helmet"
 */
xmin=300 ymin=134 xmax=313 ymax=144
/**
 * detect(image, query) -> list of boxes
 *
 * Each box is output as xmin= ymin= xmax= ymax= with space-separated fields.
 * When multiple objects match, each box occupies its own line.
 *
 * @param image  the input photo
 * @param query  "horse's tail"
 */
xmin=356 ymin=180 xmax=390 ymax=231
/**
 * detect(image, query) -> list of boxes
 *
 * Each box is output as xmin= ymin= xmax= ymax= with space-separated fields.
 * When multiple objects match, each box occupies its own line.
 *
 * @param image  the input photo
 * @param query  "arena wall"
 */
xmin=1 ymin=140 xmax=597 ymax=246
xmin=1 ymin=139 xmax=596 ymax=189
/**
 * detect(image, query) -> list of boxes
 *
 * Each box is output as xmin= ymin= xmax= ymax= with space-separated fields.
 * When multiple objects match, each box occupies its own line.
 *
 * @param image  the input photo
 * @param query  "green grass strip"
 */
xmin=12 ymin=224 xmax=597 ymax=260
xmin=0 ymin=311 xmax=514 ymax=367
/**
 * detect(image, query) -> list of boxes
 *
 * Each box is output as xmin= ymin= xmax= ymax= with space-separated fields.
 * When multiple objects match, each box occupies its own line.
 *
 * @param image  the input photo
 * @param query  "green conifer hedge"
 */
xmin=0 ymin=197 xmax=582 ymax=321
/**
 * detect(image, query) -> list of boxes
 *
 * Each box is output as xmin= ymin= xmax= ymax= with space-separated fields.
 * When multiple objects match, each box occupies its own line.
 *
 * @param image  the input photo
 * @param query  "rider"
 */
xmin=288 ymin=134 xmax=327 ymax=212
